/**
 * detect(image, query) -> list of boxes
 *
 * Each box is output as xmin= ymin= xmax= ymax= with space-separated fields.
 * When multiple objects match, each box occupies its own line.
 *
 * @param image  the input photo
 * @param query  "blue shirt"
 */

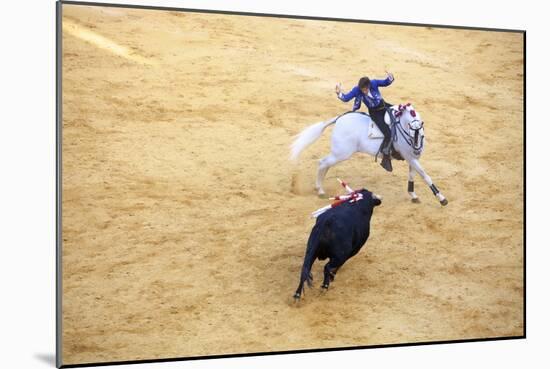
xmin=338 ymin=76 xmax=393 ymax=110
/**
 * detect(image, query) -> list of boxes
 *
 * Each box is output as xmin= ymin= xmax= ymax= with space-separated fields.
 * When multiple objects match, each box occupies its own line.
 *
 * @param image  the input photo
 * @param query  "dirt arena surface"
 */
xmin=60 ymin=4 xmax=524 ymax=365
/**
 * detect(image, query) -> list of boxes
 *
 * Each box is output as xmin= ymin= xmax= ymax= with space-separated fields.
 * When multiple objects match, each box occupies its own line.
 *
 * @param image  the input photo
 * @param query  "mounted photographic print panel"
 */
xmin=57 ymin=1 xmax=525 ymax=367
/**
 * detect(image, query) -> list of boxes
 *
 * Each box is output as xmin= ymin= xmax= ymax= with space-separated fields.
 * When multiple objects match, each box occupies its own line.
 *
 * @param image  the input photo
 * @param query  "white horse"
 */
xmin=290 ymin=104 xmax=448 ymax=206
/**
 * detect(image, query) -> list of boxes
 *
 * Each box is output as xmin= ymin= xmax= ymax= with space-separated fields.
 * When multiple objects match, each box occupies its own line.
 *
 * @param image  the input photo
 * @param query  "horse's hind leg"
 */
xmin=315 ymin=153 xmax=348 ymax=196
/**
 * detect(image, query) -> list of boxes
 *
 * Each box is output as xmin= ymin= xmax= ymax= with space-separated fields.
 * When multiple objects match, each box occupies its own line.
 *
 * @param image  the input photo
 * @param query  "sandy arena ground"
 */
xmin=60 ymin=4 xmax=524 ymax=365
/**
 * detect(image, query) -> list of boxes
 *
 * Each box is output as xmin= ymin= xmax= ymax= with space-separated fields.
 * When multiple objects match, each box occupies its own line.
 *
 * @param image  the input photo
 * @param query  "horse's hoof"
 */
xmin=411 ymin=198 xmax=421 ymax=204
xmin=318 ymin=193 xmax=328 ymax=199
xmin=293 ymin=293 xmax=302 ymax=301
xmin=321 ymin=284 xmax=329 ymax=290
xmin=440 ymin=199 xmax=448 ymax=206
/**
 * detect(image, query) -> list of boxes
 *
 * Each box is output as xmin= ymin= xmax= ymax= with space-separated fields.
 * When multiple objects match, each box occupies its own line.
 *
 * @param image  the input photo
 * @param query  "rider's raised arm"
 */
xmin=337 ymin=85 xmax=360 ymax=102
xmin=372 ymin=74 xmax=394 ymax=88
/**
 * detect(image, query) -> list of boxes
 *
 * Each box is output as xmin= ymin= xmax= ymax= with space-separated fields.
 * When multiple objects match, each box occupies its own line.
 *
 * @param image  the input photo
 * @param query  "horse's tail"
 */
xmin=290 ymin=116 xmax=338 ymax=161
xmin=294 ymin=222 xmax=324 ymax=299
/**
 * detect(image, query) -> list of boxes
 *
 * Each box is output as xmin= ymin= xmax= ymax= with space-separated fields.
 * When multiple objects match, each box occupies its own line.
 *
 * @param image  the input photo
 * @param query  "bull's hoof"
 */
xmin=440 ymin=199 xmax=448 ymax=206
xmin=411 ymin=198 xmax=421 ymax=204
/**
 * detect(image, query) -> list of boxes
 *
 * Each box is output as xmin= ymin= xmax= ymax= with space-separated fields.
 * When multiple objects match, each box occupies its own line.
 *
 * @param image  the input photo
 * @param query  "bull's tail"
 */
xmin=290 ymin=117 xmax=338 ymax=161
xmin=294 ymin=224 xmax=323 ymax=300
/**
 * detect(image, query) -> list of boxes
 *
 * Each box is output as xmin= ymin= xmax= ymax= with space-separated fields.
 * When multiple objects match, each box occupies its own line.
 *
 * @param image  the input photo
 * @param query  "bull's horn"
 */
xmin=372 ymin=193 xmax=383 ymax=200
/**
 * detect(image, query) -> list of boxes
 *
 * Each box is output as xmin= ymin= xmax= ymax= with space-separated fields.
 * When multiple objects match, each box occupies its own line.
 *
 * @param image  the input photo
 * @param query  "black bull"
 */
xmin=294 ymin=189 xmax=382 ymax=299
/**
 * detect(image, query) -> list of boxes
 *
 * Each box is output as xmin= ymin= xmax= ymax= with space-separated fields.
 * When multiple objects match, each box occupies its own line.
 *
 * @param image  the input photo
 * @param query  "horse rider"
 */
xmin=335 ymin=72 xmax=395 ymax=172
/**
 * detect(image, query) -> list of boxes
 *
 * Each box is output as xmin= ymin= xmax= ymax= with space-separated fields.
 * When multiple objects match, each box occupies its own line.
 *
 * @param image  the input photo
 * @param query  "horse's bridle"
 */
xmin=410 ymin=119 xmax=424 ymax=152
xmin=395 ymin=116 xmax=425 ymax=156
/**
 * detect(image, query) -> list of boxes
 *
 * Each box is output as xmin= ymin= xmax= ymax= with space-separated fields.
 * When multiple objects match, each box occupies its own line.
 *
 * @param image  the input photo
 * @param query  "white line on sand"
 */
xmin=62 ymin=18 xmax=157 ymax=66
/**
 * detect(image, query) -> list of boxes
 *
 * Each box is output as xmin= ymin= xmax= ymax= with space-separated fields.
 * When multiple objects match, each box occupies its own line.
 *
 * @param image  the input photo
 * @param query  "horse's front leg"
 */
xmin=408 ymin=158 xmax=448 ymax=206
xmin=408 ymin=165 xmax=420 ymax=203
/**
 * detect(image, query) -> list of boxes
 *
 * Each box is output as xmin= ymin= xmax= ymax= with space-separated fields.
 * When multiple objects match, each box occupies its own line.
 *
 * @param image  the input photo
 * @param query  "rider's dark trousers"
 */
xmin=368 ymin=100 xmax=392 ymax=154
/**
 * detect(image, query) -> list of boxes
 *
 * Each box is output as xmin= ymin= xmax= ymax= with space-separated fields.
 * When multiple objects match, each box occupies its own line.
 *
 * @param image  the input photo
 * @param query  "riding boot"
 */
xmin=380 ymin=137 xmax=393 ymax=172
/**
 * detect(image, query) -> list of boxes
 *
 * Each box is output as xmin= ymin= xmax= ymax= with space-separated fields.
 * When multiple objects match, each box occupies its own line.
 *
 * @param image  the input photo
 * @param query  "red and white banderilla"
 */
xmin=311 ymin=178 xmax=364 ymax=218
